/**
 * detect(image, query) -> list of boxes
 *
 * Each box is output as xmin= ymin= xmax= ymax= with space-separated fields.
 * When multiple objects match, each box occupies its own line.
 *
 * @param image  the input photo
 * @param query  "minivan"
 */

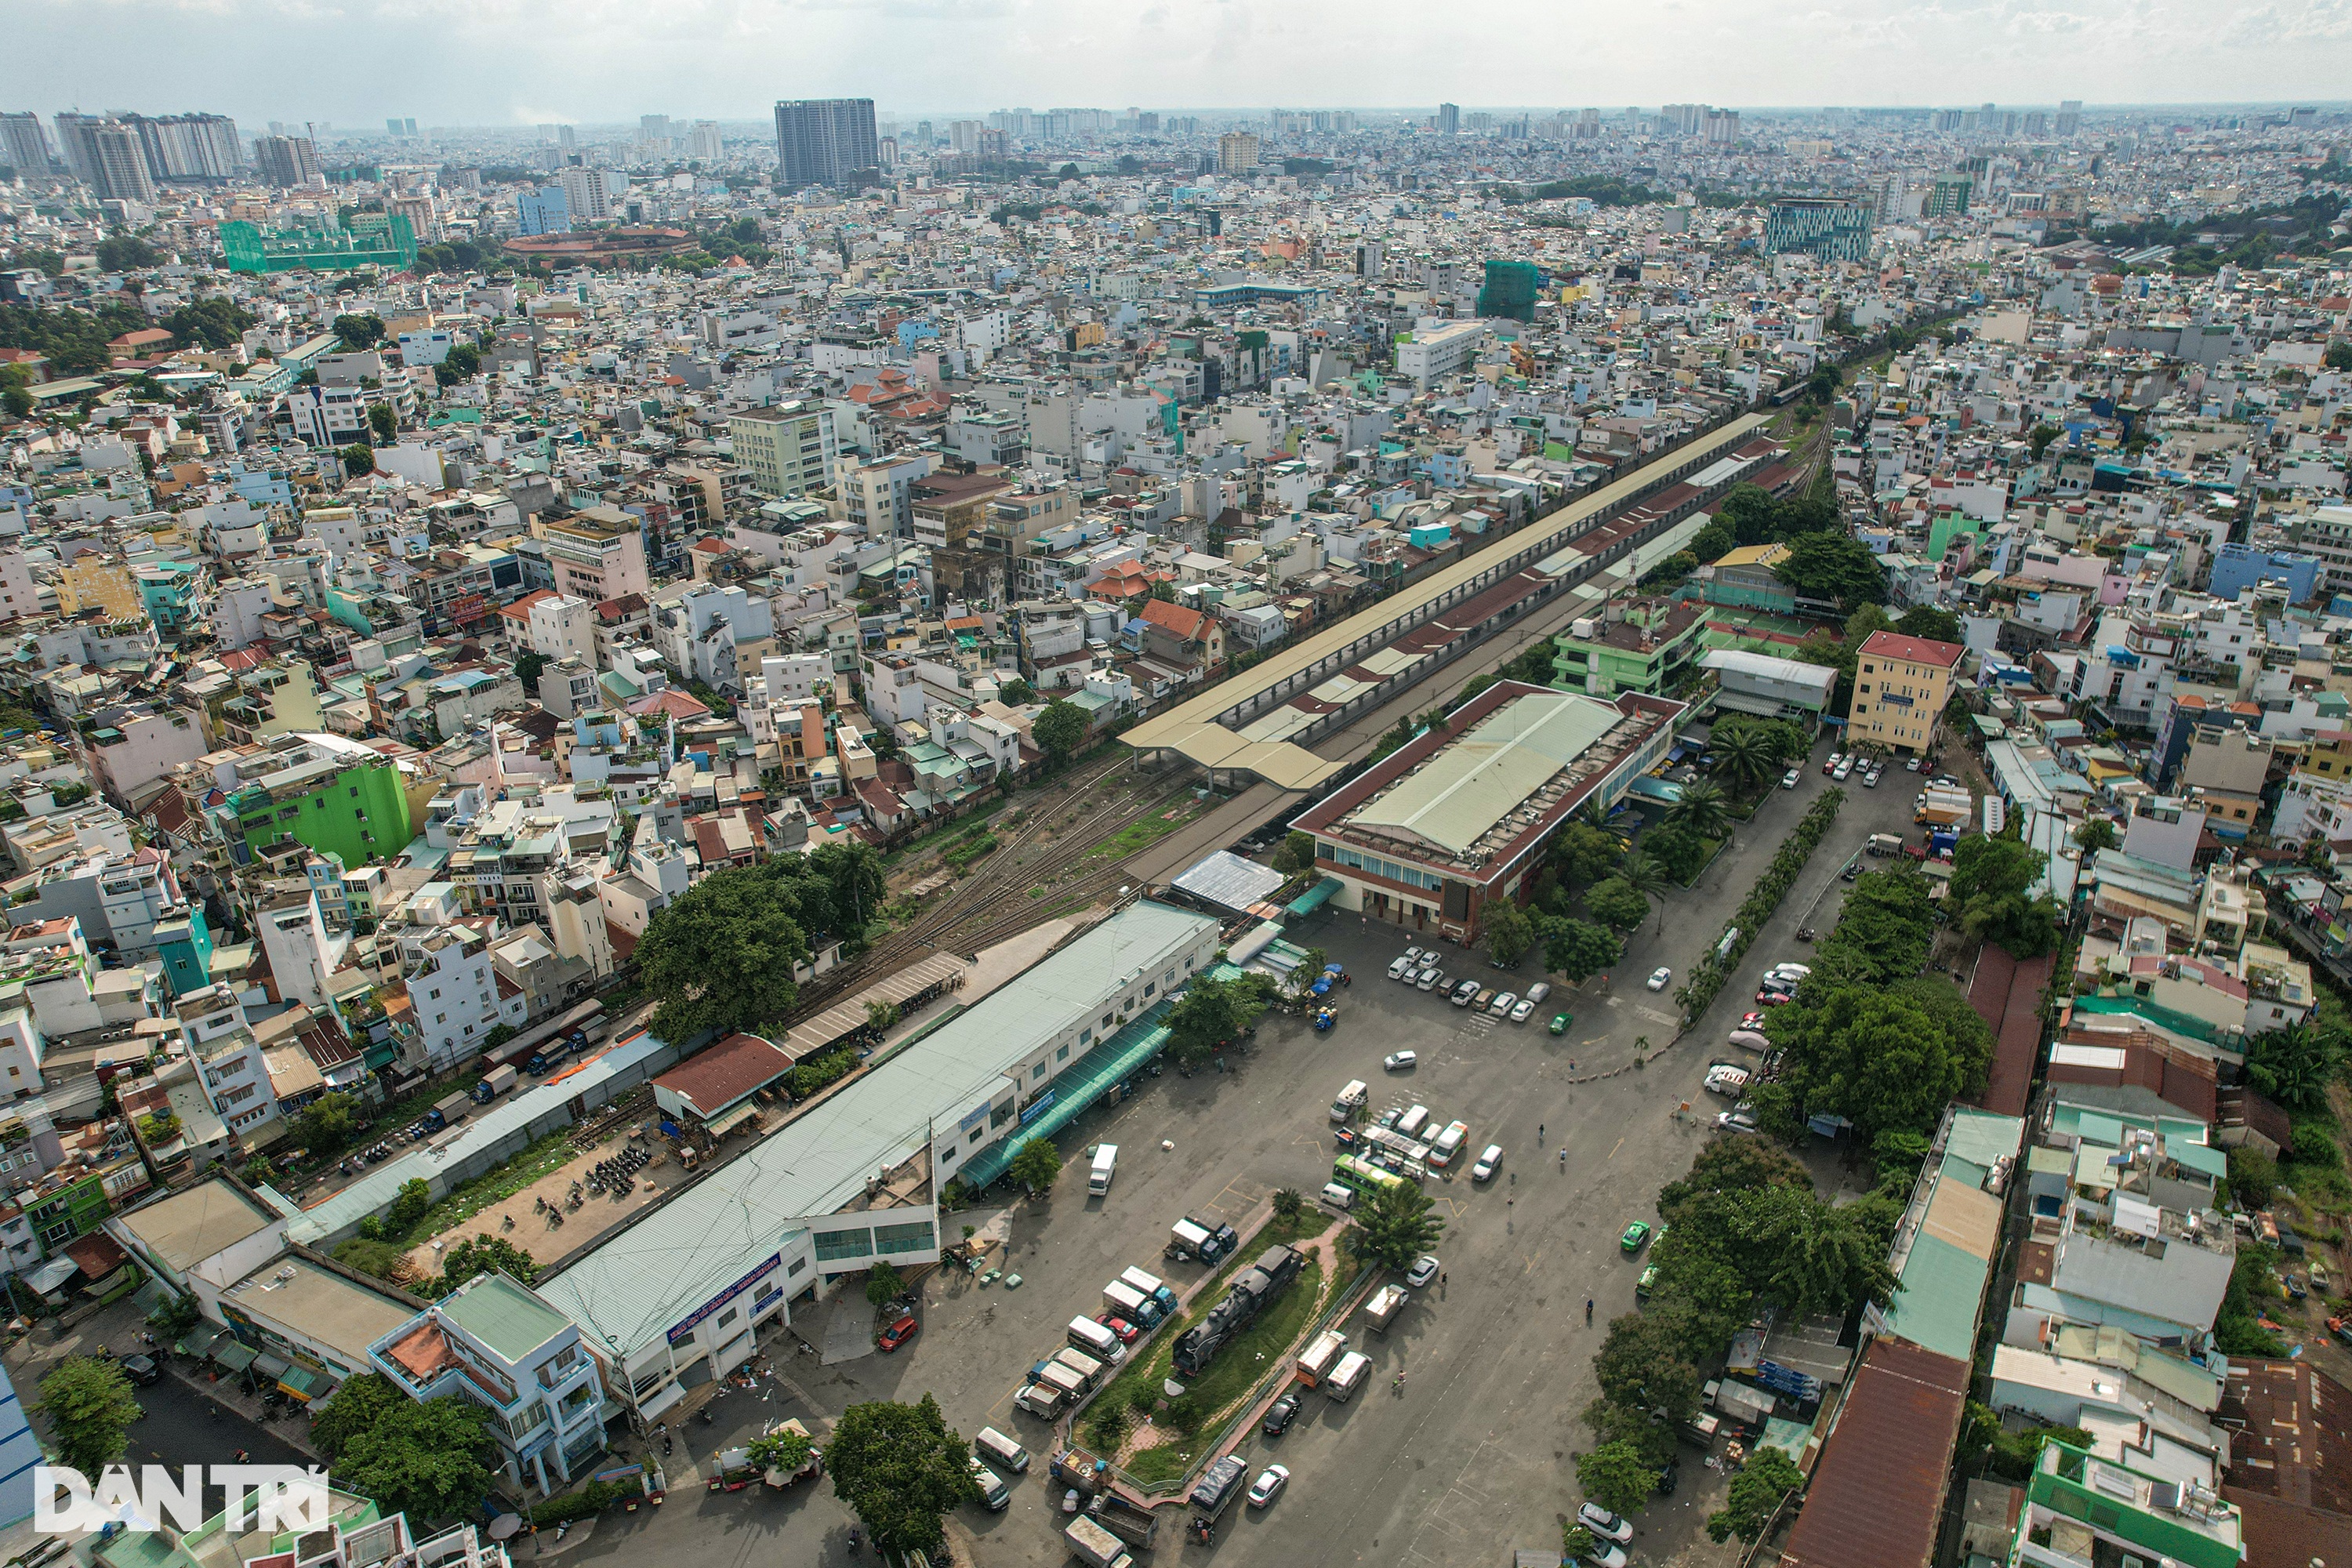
xmin=1396 ymin=1105 xmax=1430 ymax=1139
xmin=1330 ymin=1080 xmax=1369 ymax=1123
xmin=975 ymin=1426 xmax=1030 ymax=1475
xmin=1428 ymin=1120 xmax=1470 ymax=1168
xmin=1319 ymin=1181 xmax=1356 ymax=1210
xmin=967 ymin=1460 xmax=1010 ymax=1511
xmin=1067 ymin=1316 xmax=1126 ymax=1362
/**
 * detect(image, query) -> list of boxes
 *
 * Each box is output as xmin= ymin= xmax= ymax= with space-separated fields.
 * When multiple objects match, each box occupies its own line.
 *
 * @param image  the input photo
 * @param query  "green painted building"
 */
xmin=2017 ymin=1440 xmax=2242 ymax=1568
xmin=1548 ymin=599 xmax=1708 ymax=699
xmin=220 ymin=213 xmax=418 ymax=274
xmin=208 ymin=735 xmax=413 ymax=868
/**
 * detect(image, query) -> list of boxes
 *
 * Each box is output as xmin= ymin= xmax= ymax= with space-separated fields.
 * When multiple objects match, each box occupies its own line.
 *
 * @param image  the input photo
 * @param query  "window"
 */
xmin=1055 ymin=1045 xmax=1069 ymax=1062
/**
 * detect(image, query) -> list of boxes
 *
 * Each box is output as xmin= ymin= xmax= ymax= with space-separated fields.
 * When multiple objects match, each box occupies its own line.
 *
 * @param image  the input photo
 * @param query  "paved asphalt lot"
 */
xmin=564 ymin=750 xmax=1934 ymax=1568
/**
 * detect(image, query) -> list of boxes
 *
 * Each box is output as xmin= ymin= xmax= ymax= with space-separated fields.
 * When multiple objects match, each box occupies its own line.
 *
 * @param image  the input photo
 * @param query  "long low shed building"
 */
xmin=1123 ymin=412 xmax=1773 ymax=790
xmin=532 ymin=898 xmax=1220 ymax=1422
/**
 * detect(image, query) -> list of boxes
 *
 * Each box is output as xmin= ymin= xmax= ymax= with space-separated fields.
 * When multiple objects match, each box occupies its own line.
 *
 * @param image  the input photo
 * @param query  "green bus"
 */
xmin=1333 ymin=1154 xmax=1410 ymax=1196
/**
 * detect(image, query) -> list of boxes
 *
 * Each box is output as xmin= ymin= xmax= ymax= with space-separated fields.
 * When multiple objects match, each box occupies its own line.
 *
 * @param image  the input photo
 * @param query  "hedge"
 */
xmin=1674 ymin=789 xmax=1845 ymax=1024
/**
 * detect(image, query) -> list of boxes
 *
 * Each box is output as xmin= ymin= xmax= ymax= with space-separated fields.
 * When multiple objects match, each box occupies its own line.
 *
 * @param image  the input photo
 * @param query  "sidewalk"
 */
xmin=164 ymin=1354 xmax=321 ymax=1460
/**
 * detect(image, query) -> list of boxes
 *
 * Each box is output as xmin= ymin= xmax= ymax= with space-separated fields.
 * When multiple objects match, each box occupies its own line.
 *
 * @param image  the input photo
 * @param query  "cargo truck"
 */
xmin=472 ymin=1063 xmax=517 ymax=1103
xmin=1102 ymin=1279 xmax=1162 ymax=1328
xmin=1051 ymin=1443 xmax=1112 ymax=1498
xmin=1013 ymin=1381 xmax=1066 ymax=1419
xmin=1295 ymin=1327 xmax=1348 ymax=1387
xmin=1362 ymin=1283 xmax=1409 ymax=1335
xmin=1188 ymin=1454 xmax=1249 ymax=1544
xmin=1915 ymin=785 xmax=1972 ymax=827
xmin=1166 ymin=1215 xmax=1240 ymax=1264
xmin=1089 ymin=1143 xmax=1118 ymax=1196
xmin=1087 ymin=1491 xmax=1160 ymax=1552
xmin=1052 ymin=1346 xmax=1106 ymax=1390
xmin=423 ymin=1092 xmax=472 ymax=1132
xmin=1064 ymin=1515 xmax=1135 ymax=1568
xmin=1029 ymin=1360 xmax=1087 ymax=1402
xmin=1326 ymin=1349 xmax=1372 ymax=1401
xmin=1117 ymin=1266 xmax=1179 ymax=1316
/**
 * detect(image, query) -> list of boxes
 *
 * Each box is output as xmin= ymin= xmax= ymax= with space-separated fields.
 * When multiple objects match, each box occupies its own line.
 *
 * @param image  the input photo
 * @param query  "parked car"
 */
xmin=1470 ymin=986 xmax=1495 ymax=1011
xmin=1823 ymin=752 xmax=1844 ymax=776
xmin=1451 ymin=979 xmax=1480 ymax=1007
xmin=1383 ymin=1051 xmax=1418 ymax=1072
xmin=1509 ymin=996 xmax=1536 ymax=1023
xmin=119 ymin=1353 xmax=162 ymax=1386
xmin=1833 ymin=759 xmax=1854 ymax=780
xmin=1740 ymin=1011 xmax=1768 ymax=1029
xmin=1620 ymin=1221 xmax=1652 ymax=1253
xmin=1578 ymin=1503 xmax=1634 ymax=1544
xmin=1095 ymin=1313 xmax=1140 ymax=1343
xmin=1388 ymin=956 xmax=1414 ymax=980
xmin=1755 ymin=989 xmax=1797 ymax=1007
xmin=1581 ymin=1542 xmax=1629 ymax=1568
xmin=1472 ymin=1145 xmax=1504 ymax=1181
xmin=1406 ymin=1254 xmax=1441 ymax=1287
xmin=1550 ymin=1013 xmax=1571 ymax=1035
xmin=1863 ymin=767 xmax=1882 ymax=788
xmin=1646 ymin=967 xmax=1672 ymax=991
xmin=1416 ymin=967 xmax=1443 ymax=991
xmin=1490 ymin=991 xmax=1516 ymax=1017
xmin=1524 ymin=982 xmax=1552 ymax=1004
xmin=1247 ymin=1465 xmax=1290 ymax=1508
xmin=1717 ymin=1105 xmax=1759 ymax=1132
xmin=878 ymin=1315 xmax=919 ymax=1352
xmin=1781 ymin=767 xmax=1802 ymax=789
xmin=1262 ymin=1390 xmax=1302 ymax=1436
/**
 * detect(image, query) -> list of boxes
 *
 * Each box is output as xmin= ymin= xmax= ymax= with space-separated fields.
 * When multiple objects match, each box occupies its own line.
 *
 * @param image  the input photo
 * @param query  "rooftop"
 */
xmin=434 ymin=1268 xmax=574 ymax=1365
xmin=110 ymin=1174 xmax=279 ymax=1275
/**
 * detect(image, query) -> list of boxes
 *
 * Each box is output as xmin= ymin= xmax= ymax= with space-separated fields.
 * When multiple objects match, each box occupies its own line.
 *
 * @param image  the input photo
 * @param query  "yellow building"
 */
xmin=1847 ymin=630 xmax=1965 ymax=753
xmin=56 ymin=555 xmax=142 ymax=620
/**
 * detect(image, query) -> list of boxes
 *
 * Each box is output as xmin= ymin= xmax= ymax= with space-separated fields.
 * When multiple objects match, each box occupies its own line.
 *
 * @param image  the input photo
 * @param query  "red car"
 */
xmin=1755 ymin=990 xmax=1796 ymax=1007
xmin=1740 ymin=1012 xmax=1768 ymax=1029
xmin=877 ymin=1315 xmax=919 ymax=1352
xmin=1095 ymin=1312 xmax=1140 ymax=1344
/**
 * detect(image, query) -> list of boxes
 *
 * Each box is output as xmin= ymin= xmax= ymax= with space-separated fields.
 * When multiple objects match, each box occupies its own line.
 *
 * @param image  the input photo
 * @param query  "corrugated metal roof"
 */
xmin=535 ymin=900 xmax=1219 ymax=1361
xmin=1780 ymin=1338 xmax=1969 ymax=1568
xmin=1349 ymin=690 xmax=1618 ymax=855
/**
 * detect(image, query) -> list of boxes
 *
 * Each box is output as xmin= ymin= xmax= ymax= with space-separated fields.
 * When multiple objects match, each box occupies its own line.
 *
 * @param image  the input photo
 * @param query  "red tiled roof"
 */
xmin=1779 ymin=1338 xmax=1969 ymax=1568
xmin=1138 ymin=598 xmax=1211 ymax=641
xmin=1857 ymin=630 xmax=1966 ymax=670
xmin=652 ymin=1032 xmax=796 ymax=1117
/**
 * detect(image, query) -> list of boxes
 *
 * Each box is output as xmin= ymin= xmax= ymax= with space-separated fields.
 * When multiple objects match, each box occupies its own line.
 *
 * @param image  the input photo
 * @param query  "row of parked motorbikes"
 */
xmin=588 ymin=1143 xmax=648 ymax=1197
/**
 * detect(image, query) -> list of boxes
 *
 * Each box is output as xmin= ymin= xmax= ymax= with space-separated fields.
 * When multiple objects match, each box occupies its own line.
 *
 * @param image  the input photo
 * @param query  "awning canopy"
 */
xmin=957 ymin=1002 xmax=1175 ymax=1190
xmin=277 ymin=1365 xmax=328 ymax=1401
xmin=253 ymin=1352 xmax=291 ymax=1380
xmin=702 ymin=1100 xmax=762 ymax=1138
xmin=211 ymin=1341 xmax=259 ymax=1373
xmin=176 ymin=1320 xmax=226 ymax=1359
xmin=1285 ymin=877 xmax=1342 ymax=917
xmin=24 ymin=1257 xmax=78 ymax=1295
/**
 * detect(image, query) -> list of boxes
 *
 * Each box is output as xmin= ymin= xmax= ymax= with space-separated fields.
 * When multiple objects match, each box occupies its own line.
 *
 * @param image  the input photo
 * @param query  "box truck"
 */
xmin=1089 ymin=1143 xmax=1118 ymax=1196
xmin=1295 ymin=1327 xmax=1348 ymax=1387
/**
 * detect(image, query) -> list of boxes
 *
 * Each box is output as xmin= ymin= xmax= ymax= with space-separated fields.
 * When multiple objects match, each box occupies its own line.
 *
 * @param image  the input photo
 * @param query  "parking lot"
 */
xmin=561 ymin=746 xmax=1936 ymax=1568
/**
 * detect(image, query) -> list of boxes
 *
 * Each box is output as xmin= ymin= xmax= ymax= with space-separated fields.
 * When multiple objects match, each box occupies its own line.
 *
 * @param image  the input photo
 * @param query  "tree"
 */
xmin=368 ymin=402 xmax=398 ymax=444
xmin=1707 ymin=1446 xmax=1804 ymax=1543
xmin=1348 ymin=1174 xmax=1446 ymax=1272
xmin=1664 ymin=782 xmax=1731 ymax=842
xmin=1595 ymin=1309 xmax=1701 ymax=1422
xmin=1165 ymin=972 xmax=1273 ymax=1066
xmin=1778 ymin=531 xmax=1888 ymax=607
xmin=386 ymin=1178 xmax=431 ymax=1236
xmin=433 ymin=343 xmax=481 ymax=387
xmin=1008 ymin=1138 xmax=1062 ymax=1192
xmin=1552 ymin=822 xmax=1623 ymax=889
xmin=333 ymin=312 xmax=387 ymax=350
xmin=635 ymin=862 xmax=813 ymax=1042
xmin=1717 ymin=482 xmax=1781 ymax=547
xmin=34 ymin=1358 xmax=141 ymax=1482
xmin=1270 ymin=829 xmax=1317 ymax=875
xmin=1896 ymin=605 xmax=1962 ymax=643
xmin=1541 ymin=916 xmax=1622 ymax=982
xmin=1584 ymin=877 xmax=1650 ymax=933
xmin=1689 ymin=521 xmax=1735 ymax=564
xmin=292 ymin=1089 xmax=360 ymax=1153
xmin=310 ymin=1370 xmax=406 ymax=1461
xmin=436 ymin=1233 xmax=539 ymax=1290
xmin=1484 ymin=901 xmax=1535 ymax=966
xmin=1949 ymin=834 xmax=2058 ymax=956
xmin=2074 ymin=816 xmax=2118 ymax=854
xmin=1575 ymin=1440 xmax=1657 ymax=1520
xmin=748 ymin=1424 xmax=814 ymax=1479
xmin=1033 ymin=699 xmax=1089 ymax=766
xmin=2327 ymin=340 xmax=2352 ymax=372
xmin=1657 ymin=1134 xmax=1812 ymax=1225
xmin=1563 ymin=1523 xmax=1597 ymax=1561
xmin=826 ymin=1396 xmax=979 ymax=1559
xmin=1771 ymin=985 xmax=1993 ymax=1147
xmin=1616 ymin=851 xmax=1671 ymax=931
xmin=336 ymin=1396 xmax=495 ymax=1524
xmin=2029 ymin=423 xmax=2063 ymax=459
xmin=513 ymin=651 xmax=548 ymax=693
xmin=2245 ymin=1022 xmax=2344 ymax=1112
xmin=1640 ymin=822 xmax=1708 ymax=884
xmin=1272 ymin=1187 xmax=1305 ymax=1222
xmin=1711 ymin=725 xmax=1777 ymax=796
xmin=866 ymin=1261 xmax=906 ymax=1308
xmin=1584 ymin=1396 xmax=1678 ymax=1467
xmin=95 ymin=234 xmax=159 ymax=272
xmin=341 ymin=444 xmax=376 ymax=475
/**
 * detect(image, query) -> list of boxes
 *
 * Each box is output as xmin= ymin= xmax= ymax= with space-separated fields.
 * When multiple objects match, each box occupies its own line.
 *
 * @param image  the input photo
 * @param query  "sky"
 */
xmin=5 ymin=0 xmax=2352 ymax=129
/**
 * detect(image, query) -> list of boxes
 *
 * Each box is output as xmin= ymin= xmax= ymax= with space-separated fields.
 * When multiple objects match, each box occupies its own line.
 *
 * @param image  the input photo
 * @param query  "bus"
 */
xmin=1332 ymin=1155 xmax=1410 ymax=1197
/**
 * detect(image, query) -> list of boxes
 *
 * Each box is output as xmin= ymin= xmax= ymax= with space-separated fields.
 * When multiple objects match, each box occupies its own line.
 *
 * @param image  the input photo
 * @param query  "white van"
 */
xmin=1327 ymin=1350 xmax=1372 ymax=1402
xmin=1319 ymin=1181 xmax=1356 ymax=1210
xmin=1067 ymin=1315 xmax=1126 ymax=1362
xmin=1396 ymin=1105 xmax=1431 ymax=1140
xmin=975 ymin=1426 xmax=1030 ymax=1475
xmin=1330 ymin=1080 xmax=1369 ymax=1123
xmin=1428 ymin=1120 xmax=1470 ymax=1168
xmin=968 ymin=1461 xmax=1010 ymax=1511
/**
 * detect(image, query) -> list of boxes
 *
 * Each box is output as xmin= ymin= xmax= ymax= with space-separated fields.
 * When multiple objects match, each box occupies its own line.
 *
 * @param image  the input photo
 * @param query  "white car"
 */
xmin=1524 ymin=982 xmax=1552 ymax=1004
xmin=1388 ymin=956 xmax=1414 ymax=980
xmin=1862 ymin=768 xmax=1882 ymax=788
xmin=1247 ymin=1465 xmax=1290 ymax=1508
xmin=1581 ymin=1543 xmax=1629 ymax=1568
xmin=1403 ymin=946 xmax=1428 ymax=966
xmin=1769 ymin=962 xmax=1811 ymax=980
xmin=1646 ymin=966 xmax=1672 ymax=992
xmin=1415 ymin=967 xmax=1442 ymax=991
xmin=1490 ymin=990 xmax=1517 ymax=1017
xmin=1509 ymin=996 xmax=1536 ymax=1023
xmin=1578 ymin=1502 xmax=1635 ymax=1545
xmin=1833 ymin=759 xmax=1854 ymax=780
xmin=1781 ymin=767 xmax=1802 ymax=789
xmin=1472 ymin=1144 xmax=1504 ymax=1181
xmin=1383 ymin=1051 xmax=1418 ymax=1072
xmin=1718 ymin=1104 xmax=1759 ymax=1132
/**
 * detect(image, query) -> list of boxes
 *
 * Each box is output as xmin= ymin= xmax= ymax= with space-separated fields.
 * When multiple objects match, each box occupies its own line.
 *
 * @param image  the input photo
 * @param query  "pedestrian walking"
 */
xmin=1585 ymin=1298 xmax=1594 ymax=1325
xmin=1439 ymin=1272 xmax=1447 ymax=1287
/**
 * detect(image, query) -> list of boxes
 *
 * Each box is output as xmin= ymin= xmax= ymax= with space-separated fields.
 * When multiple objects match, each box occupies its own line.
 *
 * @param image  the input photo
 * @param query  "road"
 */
xmin=118 ymin=1369 xmax=312 ymax=1519
xmin=557 ymin=748 xmax=1928 ymax=1568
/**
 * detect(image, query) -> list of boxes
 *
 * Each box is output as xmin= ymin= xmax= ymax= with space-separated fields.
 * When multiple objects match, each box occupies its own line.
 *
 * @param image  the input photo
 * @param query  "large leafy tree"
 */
xmin=35 ymin=1358 xmax=141 ymax=1482
xmin=1575 ymin=1439 xmax=1658 ymax=1519
xmin=1616 ymin=850 xmax=1671 ymax=930
xmin=1716 ymin=482 xmax=1782 ymax=547
xmin=1769 ymin=984 xmax=1993 ymax=1148
xmin=1584 ymin=877 xmax=1650 ymax=933
xmin=336 ymin=1396 xmax=495 ymax=1524
xmin=2246 ymin=1022 xmax=2345 ymax=1112
xmin=1032 ymin=699 xmax=1090 ymax=766
xmin=1165 ymin=972 xmax=1274 ymax=1066
xmin=1595 ymin=1308 xmax=1703 ymax=1421
xmin=1539 ymin=916 xmax=1622 ymax=982
xmin=637 ymin=863 xmax=814 ymax=1043
xmin=1007 ymin=1138 xmax=1062 ymax=1192
xmin=310 ymin=1371 xmax=406 ymax=1461
xmin=1551 ymin=822 xmax=1623 ymax=889
xmin=1949 ymin=834 xmax=2059 ymax=957
xmin=1706 ymin=1446 xmax=1805 ymax=1542
xmin=1664 ymin=781 xmax=1731 ymax=841
xmin=1348 ymin=1174 xmax=1446 ymax=1272
xmin=333 ymin=312 xmax=387 ymax=350
xmin=1483 ymin=900 xmax=1536 ymax=966
xmin=826 ymin=1396 xmax=979 ymax=1559
xmin=1778 ymin=532 xmax=1888 ymax=607
xmin=1809 ymin=866 xmax=1936 ymax=986
xmin=1640 ymin=822 xmax=1708 ymax=884
xmin=1896 ymin=605 xmax=1962 ymax=643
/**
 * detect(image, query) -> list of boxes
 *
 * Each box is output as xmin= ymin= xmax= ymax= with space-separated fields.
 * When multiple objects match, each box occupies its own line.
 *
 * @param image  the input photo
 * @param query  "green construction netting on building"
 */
xmin=1475 ymin=260 xmax=1544 ymax=322
xmin=956 ymin=1003 xmax=1174 ymax=1191
xmin=222 ymin=213 xmax=418 ymax=274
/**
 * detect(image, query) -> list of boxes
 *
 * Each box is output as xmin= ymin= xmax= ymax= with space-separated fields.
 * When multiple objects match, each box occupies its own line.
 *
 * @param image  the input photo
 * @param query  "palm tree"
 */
xmin=1348 ymin=1178 xmax=1446 ymax=1272
xmin=1665 ymin=781 xmax=1732 ymax=842
xmin=1618 ymin=850 xmax=1671 ymax=931
xmin=1711 ymin=727 xmax=1776 ymax=797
